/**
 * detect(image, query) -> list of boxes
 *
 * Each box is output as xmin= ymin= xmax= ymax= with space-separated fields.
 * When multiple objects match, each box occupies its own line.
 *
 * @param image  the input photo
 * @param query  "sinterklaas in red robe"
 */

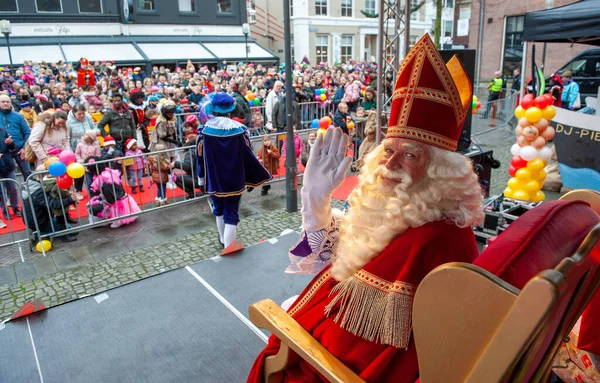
xmin=247 ymin=219 xmax=479 ymax=383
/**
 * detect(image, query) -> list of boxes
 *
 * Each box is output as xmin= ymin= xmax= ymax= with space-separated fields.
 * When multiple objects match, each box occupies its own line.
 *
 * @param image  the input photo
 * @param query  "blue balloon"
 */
xmin=48 ymin=161 xmax=67 ymax=177
xmin=311 ymin=119 xmax=319 ymax=129
xmin=315 ymin=89 xmax=321 ymax=95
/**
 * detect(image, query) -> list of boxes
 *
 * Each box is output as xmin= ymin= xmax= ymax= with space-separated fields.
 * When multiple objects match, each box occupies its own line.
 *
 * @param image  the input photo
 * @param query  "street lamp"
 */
xmin=242 ymin=23 xmax=250 ymax=63
xmin=0 ymin=20 xmax=12 ymax=73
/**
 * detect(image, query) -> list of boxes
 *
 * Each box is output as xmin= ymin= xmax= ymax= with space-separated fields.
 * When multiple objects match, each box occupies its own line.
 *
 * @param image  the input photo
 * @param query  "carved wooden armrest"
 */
xmin=249 ymin=299 xmax=366 ymax=383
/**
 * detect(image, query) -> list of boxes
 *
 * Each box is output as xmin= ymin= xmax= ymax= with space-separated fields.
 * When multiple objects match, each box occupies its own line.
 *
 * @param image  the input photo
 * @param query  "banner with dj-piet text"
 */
xmin=550 ymin=108 xmax=600 ymax=190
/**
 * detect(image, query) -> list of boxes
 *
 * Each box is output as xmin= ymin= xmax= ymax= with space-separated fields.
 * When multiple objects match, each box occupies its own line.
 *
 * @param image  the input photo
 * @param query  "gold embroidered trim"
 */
xmin=324 ymin=272 xmax=417 ymax=349
xmin=288 ymin=270 xmax=332 ymax=316
xmin=387 ymin=125 xmax=458 ymax=151
xmin=393 ymin=87 xmax=452 ymax=107
xmin=397 ymin=49 xmax=425 ymax=128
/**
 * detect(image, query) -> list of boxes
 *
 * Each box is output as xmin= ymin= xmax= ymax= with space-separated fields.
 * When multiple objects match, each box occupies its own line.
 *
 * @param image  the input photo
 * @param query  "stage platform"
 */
xmin=0 ymin=233 xmax=312 ymax=383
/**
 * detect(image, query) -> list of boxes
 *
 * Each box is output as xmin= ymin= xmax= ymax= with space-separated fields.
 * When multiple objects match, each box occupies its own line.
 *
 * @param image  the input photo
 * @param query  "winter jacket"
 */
xmin=19 ymin=109 xmax=37 ymax=128
xmin=333 ymin=110 xmax=350 ymax=135
xmin=282 ymin=134 xmax=304 ymax=160
xmin=257 ymin=144 xmax=280 ymax=176
xmin=173 ymin=148 xmax=199 ymax=178
xmin=562 ymin=81 xmax=580 ymax=110
xmin=98 ymin=107 xmax=136 ymax=143
xmin=0 ymin=110 xmax=31 ymax=150
xmin=0 ymin=126 xmax=16 ymax=173
xmin=232 ymin=91 xmax=252 ymax=126
xmin=148 ymin=153 xmax=170 ymax=184
xmin=343 ymin=81 xmax=361 ymax=104
xmin=265 ymin=89 xmax=283 ymax=124
xmin=22 ymin=178 xmax=75 ymax=233
xmin=125 ymin=148 xmax=147 ymax=171
xmin=28 ymin=122 xmax=70 ymax=168
xmin=75 ymin=140 xmax=101 ymax=165
xmin=67 ymin=110 xmax=96 ymax=151
xmin=0 ymin=76 xmax=15 ymax=91
xmin=82 ymin=91 xmax=103 ymax=110
xmin=42 ymin=176 xmax=72 ymax=217
xmin=272 ymin=98 xmax=300 ymax=131
xmin=68 ymin=96 xmax=89 ymax=109
xmin=149 ymin=115 xmax=178 ymax=152
xmin=361 ymin=98 xmax=376 ymax=111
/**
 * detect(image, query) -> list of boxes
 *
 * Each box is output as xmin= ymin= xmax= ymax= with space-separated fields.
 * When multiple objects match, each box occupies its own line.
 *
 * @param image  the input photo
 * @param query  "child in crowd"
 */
xmin=87 ymin=157 xmax=140 ymax=228
xmin=182 ymin=115 xmax=199 ymax=139
xmin=19 ymin=102 xmax=37 ymax=128
xmin=301 ymin=131 xmax=317 ymax=167
xmin=282 ymin=128 xmax=304 ymax=166
xmin=256 ymin=135 xmax=280 ymax=196
xmin=148 ymin=144 xmax=171 ymax=206
xmin=333 ymin=101 xmax=351 ymax=135
xmin=124 ymin=138 xmax=146 ymax=194
xmin=75 ymin=130 xmax=102 ymax=198
xmin=42 ymin=172 xmax=77 ymax=226
xmin=100 ymin=136 xmax=123 ymax=170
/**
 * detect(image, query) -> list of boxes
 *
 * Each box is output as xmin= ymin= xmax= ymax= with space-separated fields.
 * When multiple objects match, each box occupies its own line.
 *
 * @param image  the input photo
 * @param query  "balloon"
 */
xmin=525 ymin=106 xmax=542 ymax=123
xmin=325 ymin=116 xmax=332 ymax=125
xmin=503 ymin=187 xmax=514 ymax=198
xmin=507 ymin=177 xmax=523 ymax=190
xmin=524 ymin=180 xmax=541 ymax=193
xmin=247 ymin=93 xmax=256 ymax=101
xmin=66 ymin=162 xmax=85 ymax=179
xmin=45 ymin=156 xmax=60 ymax=170
xmin=518 ymin=117 xmax=530 ymax=128
xmin=538 ymin=146 xmax=553 ymax=161
xmin=534 ymin=95 xmax=550 ymax=109
xmin=535 ymin=169 xmax=547 ymax=183
xmin=319 ymin=117 xmax=329 ymax=129
xmin=472 ymin=109 xmax=477 ymax=115
xmin=531 ymin=136 xmax=547 ymax=149
xmin=58 ymin=150 xmax=76 ymax=166
xmin=540 ymin=126 xmax=555 ymax=141
xmin=541 ymin=105 xmax=556 ymax=120
xmin=543 ymin=93 xmax=554 ymax=105
xmin=526 ymin=158 xmax=544 ymax=173
xmin=317 ymin=128 xmax=327 ymax=137
xmin=508 ymin=165 xmax=517 ymax=177
xmin=320 ymin=94 xmax=326 ymax=101
xmin=513 ymin=190 xmax=530 ymax=201
xmin=517 ymin=136 xmax=528 ymax=147
xmin=510 ymin=143 xmax=521 ymax=156
xmin=534 ymin=118 xmax=549 ymax=132
xmin=314 ymin=95 xmax=320 ymax=101
xmin=254 ymin=99 xmax=261 ymax=106
xmin=472 ymin=101 xmax=477 ymax=109
xmin=473 ymin=95 xmax=478 ymax=103
xmin=56 ymin=175 xmax=73 ymax=189
xmin=476 ymin=101 xmax=481 ymax=108
xmin=516 ymin=168 xmax=532 ymax=182
xmin=347 ymin=121 xmax=355 ymax=130
xmin=311 ymin=119 xmax=319 ymax=129
xmin=35 ymin=240 xmax=52 ymax=253
xmin=520 ymin=146 xmax=538 ymax=161
xmin=48 ymin=161 xmax=67 ymax=177
xmin=511 ymin=155 xmax=528 ymax=169
xmin=521 ymin=94 xmax=535 ymax=109
xmin=531 ymin=190 xmax=546 ymax=203
xmin=515 ymin=105 xmax=526 ymax=119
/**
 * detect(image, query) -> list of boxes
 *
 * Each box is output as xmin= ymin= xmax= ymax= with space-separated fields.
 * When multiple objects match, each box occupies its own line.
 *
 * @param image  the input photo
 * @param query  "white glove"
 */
xmin=301 ymin=127 xmax=352 ymax=232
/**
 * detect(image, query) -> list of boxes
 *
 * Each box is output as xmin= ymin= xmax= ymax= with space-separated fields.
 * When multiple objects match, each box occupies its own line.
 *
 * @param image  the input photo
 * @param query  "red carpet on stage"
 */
xmin=332 ymin=176 xmax=358 ymax=201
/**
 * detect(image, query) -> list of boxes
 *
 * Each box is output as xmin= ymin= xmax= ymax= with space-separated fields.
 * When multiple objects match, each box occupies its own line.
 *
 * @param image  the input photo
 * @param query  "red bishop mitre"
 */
xmin=80 ymin=58 xmax=90 ymax=66
xmin=387 ymin=33 xmax=471 ymax=151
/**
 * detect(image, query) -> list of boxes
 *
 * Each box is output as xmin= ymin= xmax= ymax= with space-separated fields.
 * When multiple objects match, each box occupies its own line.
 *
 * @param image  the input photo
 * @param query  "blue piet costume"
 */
xmin=197 ymin=93 xmax=271 ymax=248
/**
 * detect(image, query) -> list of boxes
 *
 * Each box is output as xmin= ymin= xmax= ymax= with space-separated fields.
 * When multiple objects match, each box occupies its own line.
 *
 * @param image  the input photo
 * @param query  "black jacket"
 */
xmin=231 ymin=91 xmax=252 ymax=126
xmin=0 ymin=126 xmax=16 ymax=174
xmin=22 ymin=179 xmax=75 ymax=233
xmin=272 ymin=98 xmax=300 ymax=131
xmin=333 ymin=110 xmax=350 ymax=135
xmin=98 ymin=108 xmax=136 ymax=142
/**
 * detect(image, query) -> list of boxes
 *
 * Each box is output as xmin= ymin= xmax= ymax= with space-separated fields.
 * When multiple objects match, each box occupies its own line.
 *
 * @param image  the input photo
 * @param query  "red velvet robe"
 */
xmin=247 ymin=220 xmax=479 ymax=382
xmin=77 ymin=69 xmax=96 ymax=87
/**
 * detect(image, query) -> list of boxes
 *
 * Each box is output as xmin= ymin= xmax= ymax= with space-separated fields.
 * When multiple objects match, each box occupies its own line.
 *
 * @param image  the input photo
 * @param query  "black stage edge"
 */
xmin=0 ymin=233 xmax=309 ymax=383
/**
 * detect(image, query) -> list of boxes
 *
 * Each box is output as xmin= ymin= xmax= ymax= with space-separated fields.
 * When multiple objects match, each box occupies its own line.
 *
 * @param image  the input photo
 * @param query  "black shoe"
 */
xmin=139 ymin=186 xmax=145 ymax=192
xmin=61 ymin=234 xmax=78 ymax=242
xmin=261 ymin=189 xmax=268 ymax=196
xmin=131 ymin=186 xmax=137 ymax=194
xmin=13 ymin=208 xmax=22 ymax=217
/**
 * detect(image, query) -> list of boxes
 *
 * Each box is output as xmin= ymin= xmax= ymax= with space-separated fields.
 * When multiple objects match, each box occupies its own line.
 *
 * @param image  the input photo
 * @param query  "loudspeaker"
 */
xmin=465 ymin=145 xmax=498 ymax=198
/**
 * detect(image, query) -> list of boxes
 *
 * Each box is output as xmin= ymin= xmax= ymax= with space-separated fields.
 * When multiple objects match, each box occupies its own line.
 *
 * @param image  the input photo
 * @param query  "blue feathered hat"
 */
xmin=211 ymin=92 xmax=236 ymax=114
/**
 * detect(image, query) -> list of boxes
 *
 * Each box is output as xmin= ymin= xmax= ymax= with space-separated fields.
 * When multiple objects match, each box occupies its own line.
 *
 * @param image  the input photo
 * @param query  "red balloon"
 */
xmin=510 ymin=155 xmax=528 ymax=169
xmin=318 ymin=117 xmax=329 ymax=129
xmin=521 ymin=95 xmax=535 ymax=109
xmin=534 ymin=95 xmax=550 ymax=109
xmin=508 ymin=165 xmax=517 ymax=177
xmin=543 ymin=93 xmax=555 ymax=105
xmin=57 ymin=175 xmax=73 ymax=189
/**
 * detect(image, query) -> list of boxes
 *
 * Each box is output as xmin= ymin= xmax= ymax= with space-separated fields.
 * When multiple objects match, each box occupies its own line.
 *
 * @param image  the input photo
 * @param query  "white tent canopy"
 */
xmin=61 ymin=44 xmax=145 ymax=63
xmin=137 ymin=43 xmax=214 ymax=61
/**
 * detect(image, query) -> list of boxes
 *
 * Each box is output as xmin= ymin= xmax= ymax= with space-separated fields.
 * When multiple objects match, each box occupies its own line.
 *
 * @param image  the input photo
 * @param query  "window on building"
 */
xmin=178 ymin=0 xmax=195 ymax=12
xmin=502 ymin=15 xmax=525 ymax=74
xmin=137 ymin=0 xmax=155 ymax=11
xmin=410 ymin=0 xmax=419 ymax=20
xmin=445 ymin=0 xmax=453 ymax=8
xmin=315 ymin=0 xmax=327 ymax=16
xmin=443 ymin=20 xmax=453 ymax=38
xmin=341 ymin=35 xmax=353 ymax=63
xmin=217 ymin=0 xmax=232 ymax=13
xmin=341 ymin=0 xmax=352 ymax=17
xmin=36 ymin=0 xmax=62 ymax=12
xmin=247 ymin=0 xmax=256 ymax=22
xmin=78 ymin=0 xmax=102 ymax=13
xmin=290 ymin=0 xmax=293 ymax=17
xmin=0 ymin=0 xmax=18 ymax=12
xmin=316 ymin=34 xmax=329 ymax=63
xmin=365 ymin=0 xmax=376 ymax=14
xmin=459 ymin=3 xmax=471 ymax=19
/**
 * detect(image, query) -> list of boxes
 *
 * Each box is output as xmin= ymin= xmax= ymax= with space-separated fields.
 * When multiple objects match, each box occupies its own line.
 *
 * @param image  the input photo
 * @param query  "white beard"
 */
xmin=330 ymin=165 xmax=414 ymax=282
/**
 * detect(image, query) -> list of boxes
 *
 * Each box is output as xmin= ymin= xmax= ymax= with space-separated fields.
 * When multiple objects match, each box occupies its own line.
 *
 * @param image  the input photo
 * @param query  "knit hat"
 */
xmin=181 ymin=98 xmax=189 ymax=104
xmin=186 ymin=115 xmax=198 ymax=124
xmin=20 ymin=102 xmax=31 ymax=108
xmin=148 ymin=95 xmax=159 ymax=102
xmin=104 ymin=136 xmax=116 ymax=147
xmin=125 ymin=138 xmax=137 ymax=150
xmin=151 ymin=86 xmax=159 ymax=92
xmin=36 ymin=94 xmax=48 ymax=102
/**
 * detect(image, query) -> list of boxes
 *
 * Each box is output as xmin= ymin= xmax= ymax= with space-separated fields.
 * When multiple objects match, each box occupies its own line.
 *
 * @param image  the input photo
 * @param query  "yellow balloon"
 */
xmin=504 ymin=187 xmax=513 ymax=198
xmin=66 ymin=162 xmax=85 ymax=179
xmin=535 ymin=169 xmax=547 ymax=183
xmin=35 ymin=240 xmax=52 ymax=253
xmin=531 ymin=190 xmax=545 ymax=203
xmin=317 ymin=128 xmax=327 ymax=137
xmin=526 ymin=158 xmax=545 ymax=172
xmin=514 ymin=105 xmax=526 ymax=119
xmin=515 ymin=168 xmax=532 ymax=182
xmin=525 ymin=106 xmax=542 ymax=123
xmin=473 ymin=95 xmax=478 ymax=103
xmin=524 ymin=180 xmax=541 ymax=193
xmin=507 ymin=177 xmax=523 ymax=190
xmin=513 ymin=190 xmax=530 ymax=201
xmin=541 ymin=105 xmax=556 ymax=121
xmin=97 ymin=136 xmax=104 ymax=146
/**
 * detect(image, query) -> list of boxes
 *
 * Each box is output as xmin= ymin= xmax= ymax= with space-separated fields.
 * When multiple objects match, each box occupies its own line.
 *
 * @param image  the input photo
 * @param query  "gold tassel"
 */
xmin=324 ymin=276 xmax=414 ymax=349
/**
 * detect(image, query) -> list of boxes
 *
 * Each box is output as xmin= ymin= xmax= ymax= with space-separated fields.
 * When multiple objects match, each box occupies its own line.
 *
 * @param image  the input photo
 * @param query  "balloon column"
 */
xmin=245 ymin=90 xmax=262 ymax=107
xmin=504 ymin=93 xmax=556 ymax=202
xmin=472 ymin=96 xmax=481 ymax=114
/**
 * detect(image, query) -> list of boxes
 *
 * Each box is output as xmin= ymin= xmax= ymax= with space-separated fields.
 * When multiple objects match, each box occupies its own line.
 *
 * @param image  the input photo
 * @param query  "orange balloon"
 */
xmin=45 ymin=156 xmax=60 ymax=170
xmin=347 ymin=121 xmax=355 ymax=130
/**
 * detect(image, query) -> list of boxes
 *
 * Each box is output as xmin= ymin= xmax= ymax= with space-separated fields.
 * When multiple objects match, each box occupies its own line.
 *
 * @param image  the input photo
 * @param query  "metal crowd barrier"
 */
xmin=0 ymin=178 xmax=32 ymax=266
xmin=471 ymin=89 xmax=519 ymax=141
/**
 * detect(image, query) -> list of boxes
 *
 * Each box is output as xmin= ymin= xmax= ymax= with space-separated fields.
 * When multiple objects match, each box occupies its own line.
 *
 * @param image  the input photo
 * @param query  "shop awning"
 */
xmin=2 ymin=45 xmax=64 ymax=66
xmin=202 ymin=42 xmax=277 ymax=61
xmin=61 ymin=44 xmax=145 ymax=63
xmin=137 ymin=43 xmax=215 ymax=61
